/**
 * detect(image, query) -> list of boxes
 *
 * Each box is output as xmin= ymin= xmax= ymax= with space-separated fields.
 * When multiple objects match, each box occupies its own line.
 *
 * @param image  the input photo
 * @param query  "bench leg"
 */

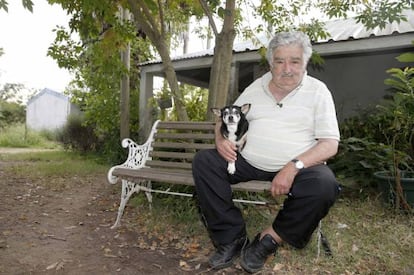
xmin=143 ymin=181 xmax=153 ymax=210
xmin=111 ymin=180 xmax=154 ymax=229
xmin=111 ymin=179 xmax=138 ymax=229
xmin=317 ymin=220 xmax=333 ymax=258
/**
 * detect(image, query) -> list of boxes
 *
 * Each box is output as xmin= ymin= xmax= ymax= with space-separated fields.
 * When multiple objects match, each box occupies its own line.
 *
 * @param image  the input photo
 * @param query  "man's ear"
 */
xmin=241 ymin=103 xmax=251 ymax=114
xmin=211 ymin=108 xmax=222 ymax=117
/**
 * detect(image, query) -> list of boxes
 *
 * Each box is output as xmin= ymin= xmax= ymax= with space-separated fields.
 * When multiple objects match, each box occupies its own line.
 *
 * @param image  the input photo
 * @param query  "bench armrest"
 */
xmin=107 ymin=120 xmax=160 ymax=184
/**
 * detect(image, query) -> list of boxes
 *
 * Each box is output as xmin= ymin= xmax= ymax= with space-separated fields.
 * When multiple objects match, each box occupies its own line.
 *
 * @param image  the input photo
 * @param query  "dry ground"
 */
xmin=0 ymin=149 xmax=245 ymax=274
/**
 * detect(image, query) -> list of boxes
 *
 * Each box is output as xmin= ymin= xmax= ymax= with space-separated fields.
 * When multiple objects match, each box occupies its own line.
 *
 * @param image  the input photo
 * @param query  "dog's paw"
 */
xmin=227 ymin=162 xmax=236 ymax=174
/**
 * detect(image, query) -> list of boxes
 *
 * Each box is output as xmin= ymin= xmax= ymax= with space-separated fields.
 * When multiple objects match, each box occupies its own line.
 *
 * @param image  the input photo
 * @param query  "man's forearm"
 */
xmin=295 ymin=139 xmax=339 ymax=168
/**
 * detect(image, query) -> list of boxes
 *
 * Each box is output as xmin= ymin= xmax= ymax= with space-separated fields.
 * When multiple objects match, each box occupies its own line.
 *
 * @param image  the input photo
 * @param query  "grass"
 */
xmin=1 ymin=150 xmax=413 ymax=274
xmin=0 ymin=123 xmax=61 ymax=149
xmin=0 ymin=150 xmax=107 ymax=177
xmin=127 ymin=183 xmax=414 ymax=274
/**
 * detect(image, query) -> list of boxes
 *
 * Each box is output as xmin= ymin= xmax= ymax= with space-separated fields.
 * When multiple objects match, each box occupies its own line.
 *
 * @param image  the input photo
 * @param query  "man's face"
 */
xmin=271 ymin=45 xmax=306 ymax=90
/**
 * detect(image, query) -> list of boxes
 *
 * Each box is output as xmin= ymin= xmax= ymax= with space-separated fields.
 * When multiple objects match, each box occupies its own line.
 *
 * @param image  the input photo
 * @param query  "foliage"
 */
xmin=0 ymin=100 xmax=25 ymax=128
xmin=331 ymin=47 xmax=414 ymax=211
xmin=0 ymin=84 xmax=28 ymax=128
xmin=0 ymin=0 xmax=33 ymax=12
xmin=47 ymin=0 xmax=153 ymax=161
xmin=152 ymin=83 xmax=208 ymax=122
xmin=126 ymin=0 xmax=202 ymax=121
xmin=2 ymin=83 xmax=37 ymax=105
xmin=379 ymin=48 xmax=414 ymax=169
xmin=56 ymin=113 xmax=99 ymax=153
xmin=185 ymin=86 xmax=209 ymax=121
xmin=335 ymin=83 xmax=414 ymax=175
xmin=256 ymin=0 xmax=413 ymax=34
xmin=379 ymin=61 xmax=414 ymax=211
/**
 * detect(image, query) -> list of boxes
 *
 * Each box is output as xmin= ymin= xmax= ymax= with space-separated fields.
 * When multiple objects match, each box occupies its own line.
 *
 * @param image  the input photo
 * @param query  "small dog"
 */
xmin=211 ymin=103 xmax=251 ymax=174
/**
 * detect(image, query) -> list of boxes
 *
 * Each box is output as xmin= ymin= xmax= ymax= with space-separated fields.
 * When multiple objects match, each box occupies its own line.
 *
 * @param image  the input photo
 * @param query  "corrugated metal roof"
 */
xmin=320 ymin=9 xmax=414 ymax=42
xmin=141 ymin=9 xmax=414 ymax=66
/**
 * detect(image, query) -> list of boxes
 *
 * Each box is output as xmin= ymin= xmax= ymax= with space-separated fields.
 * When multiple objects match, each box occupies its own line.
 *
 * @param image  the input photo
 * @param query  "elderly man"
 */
xmin=192 ymin=30 xmax=340 ymax=273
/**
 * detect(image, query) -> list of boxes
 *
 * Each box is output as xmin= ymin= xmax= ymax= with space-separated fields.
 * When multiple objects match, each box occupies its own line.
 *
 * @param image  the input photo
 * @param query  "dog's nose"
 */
xmin=228 ymin=115 xmax=233 ymax=121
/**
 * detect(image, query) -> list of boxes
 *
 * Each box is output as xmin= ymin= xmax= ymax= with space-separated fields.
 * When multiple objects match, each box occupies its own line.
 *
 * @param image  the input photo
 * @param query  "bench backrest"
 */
xmin=146 ymin=121 xmax=216 ymax=171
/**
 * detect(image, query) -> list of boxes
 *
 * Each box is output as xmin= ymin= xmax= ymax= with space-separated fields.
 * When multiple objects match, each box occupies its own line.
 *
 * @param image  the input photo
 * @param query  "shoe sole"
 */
xmin=209 ymin=256 xmax=238 ymax=270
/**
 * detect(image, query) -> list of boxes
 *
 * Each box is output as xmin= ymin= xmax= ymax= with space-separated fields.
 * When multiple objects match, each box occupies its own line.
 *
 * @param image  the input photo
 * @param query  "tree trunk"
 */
xmin=120 ymin=44 xmax=130 ymax=139
xmin=128 ymin=0 xmax=189 ymax=122
xmin=155 ymin=39 xmax=189 ymax=121
xmin=206 ymin=0 xmax=236 ymax=121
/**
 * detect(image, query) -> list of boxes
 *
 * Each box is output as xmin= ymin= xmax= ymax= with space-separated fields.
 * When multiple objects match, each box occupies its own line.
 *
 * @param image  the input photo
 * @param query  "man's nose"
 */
xmin=282 ymin=62 xmax=291 ymax=72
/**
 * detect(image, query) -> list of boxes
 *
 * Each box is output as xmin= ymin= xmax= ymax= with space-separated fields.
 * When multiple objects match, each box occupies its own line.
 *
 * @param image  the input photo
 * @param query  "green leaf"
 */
xmin=396 ymin=52 xmax=414 ymax=63
xmin=22 ymin=0 xmax=33 ymax=12
xmin=0 ymin=0 xmax=8 ymax=12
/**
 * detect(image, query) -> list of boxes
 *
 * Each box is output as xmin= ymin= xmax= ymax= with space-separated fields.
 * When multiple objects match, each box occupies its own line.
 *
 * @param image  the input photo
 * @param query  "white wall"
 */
xmin=26 ymin=89 xmax=72 ymax=131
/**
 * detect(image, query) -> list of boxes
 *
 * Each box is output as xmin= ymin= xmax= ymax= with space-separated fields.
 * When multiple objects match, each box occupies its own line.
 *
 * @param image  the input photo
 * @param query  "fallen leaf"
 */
xmin=64 ymin=226 xmax=77 ymax=230
xmin=179 ymin=260 xmax=187 ymax=267
xmin=273 ymin=263 xmax=284 ymax=271
xmin=337 ymin=223 xmax=348 ymax=229
xmin=56 ymin=261 xmax=65 ymax=270
xmin=46 ymin=262 xmax=59 ymax=270
xmin=179 ymin=260 xmax=192 ymax=271
xmin=352 ymin=244 xmax=359 ymax=252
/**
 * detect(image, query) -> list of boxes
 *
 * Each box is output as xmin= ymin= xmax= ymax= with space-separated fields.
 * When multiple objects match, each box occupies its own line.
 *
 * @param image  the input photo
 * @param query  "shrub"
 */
xmin=332 ymin=49 xmax=414 ymax=187
xmin=0 ymin=101 xmax=25 ymax=128
xmin=57 ymin=114 xmax=100 ymax=153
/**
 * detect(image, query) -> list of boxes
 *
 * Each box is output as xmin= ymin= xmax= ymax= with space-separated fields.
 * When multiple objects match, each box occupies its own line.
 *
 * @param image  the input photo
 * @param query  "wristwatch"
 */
xmin=291 ymin=159 xmax=304 ymax=170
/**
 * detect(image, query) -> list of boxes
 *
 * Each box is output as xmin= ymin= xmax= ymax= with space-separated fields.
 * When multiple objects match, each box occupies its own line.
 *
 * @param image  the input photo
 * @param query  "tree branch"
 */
xmin=128 ymin=0 xmax=161 ymax=43
xmin=199 ymin=0 xmax=218 ymax=36
xmin=157 ymin=0 xmax=166 ymax=36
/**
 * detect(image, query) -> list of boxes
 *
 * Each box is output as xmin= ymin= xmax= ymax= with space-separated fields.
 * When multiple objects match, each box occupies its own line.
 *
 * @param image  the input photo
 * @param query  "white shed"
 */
xmin=26 ymin=88 xmax=80 ymax=131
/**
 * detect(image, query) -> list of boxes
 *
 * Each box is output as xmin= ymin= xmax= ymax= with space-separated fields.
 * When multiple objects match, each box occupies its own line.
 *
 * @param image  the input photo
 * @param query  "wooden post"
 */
xmin=120 ymin=7 xmax=130 ymax=141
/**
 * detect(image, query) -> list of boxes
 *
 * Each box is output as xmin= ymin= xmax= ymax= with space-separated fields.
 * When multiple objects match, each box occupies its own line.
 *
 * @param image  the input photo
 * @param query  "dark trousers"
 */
xmin=192 ymin=149 xmax=340 ymax=249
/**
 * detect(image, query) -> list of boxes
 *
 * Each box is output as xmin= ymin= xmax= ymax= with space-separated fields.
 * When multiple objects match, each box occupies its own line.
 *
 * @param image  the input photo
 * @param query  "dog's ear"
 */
xmin=211 ymin=108 xmax=222 ymax=117
xmin=241 ymin=103 xmax=251 ymax=114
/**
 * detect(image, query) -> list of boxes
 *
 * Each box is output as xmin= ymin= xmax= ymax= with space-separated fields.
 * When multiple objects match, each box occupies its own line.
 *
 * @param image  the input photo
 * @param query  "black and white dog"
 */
xmin=211 ymin=103 xmax=251 ymax=174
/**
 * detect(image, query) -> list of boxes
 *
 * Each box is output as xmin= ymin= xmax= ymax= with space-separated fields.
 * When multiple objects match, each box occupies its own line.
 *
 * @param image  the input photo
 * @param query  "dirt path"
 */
xmin=0 ymin=150 xmax=234 ymax=275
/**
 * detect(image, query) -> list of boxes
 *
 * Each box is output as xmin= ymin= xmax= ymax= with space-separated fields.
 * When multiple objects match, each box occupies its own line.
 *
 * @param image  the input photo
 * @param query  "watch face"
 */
xmin=295 ymin=160 xmax=304 ymax=169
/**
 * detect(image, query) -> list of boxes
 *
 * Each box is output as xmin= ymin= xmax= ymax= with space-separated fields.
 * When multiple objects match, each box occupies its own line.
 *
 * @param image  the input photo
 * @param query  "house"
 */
xmin=26 ymin=88 xmax=80 ymax=131
xmin=137 ymin=9 xmax=414 ymax=135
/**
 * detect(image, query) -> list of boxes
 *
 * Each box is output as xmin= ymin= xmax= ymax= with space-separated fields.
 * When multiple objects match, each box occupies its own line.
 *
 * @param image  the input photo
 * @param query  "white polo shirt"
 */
xmin=234 ymin=72 xmax=340 ymax=172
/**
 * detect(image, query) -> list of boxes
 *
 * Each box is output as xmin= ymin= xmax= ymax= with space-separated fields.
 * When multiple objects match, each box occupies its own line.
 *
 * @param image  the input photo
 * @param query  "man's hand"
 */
xmin=216 ymin=138 xmax=237 ymax=162
xmin=214 ymin=121 xmax=237 ymax=162
xmin=270 ymin=164 xmax=297 ymax=197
